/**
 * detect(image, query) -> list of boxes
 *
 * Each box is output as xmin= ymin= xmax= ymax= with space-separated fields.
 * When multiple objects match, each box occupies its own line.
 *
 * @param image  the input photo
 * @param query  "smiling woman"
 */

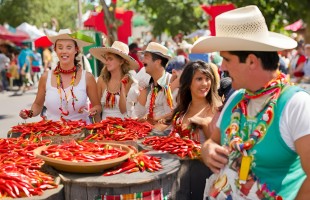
xmin=19 ymin=29 xmax=102 ymax=124
xmin=90 ymin=41 xmax=139 ymax=120
xmin=169 ymin=60 xmax=222 ymax=200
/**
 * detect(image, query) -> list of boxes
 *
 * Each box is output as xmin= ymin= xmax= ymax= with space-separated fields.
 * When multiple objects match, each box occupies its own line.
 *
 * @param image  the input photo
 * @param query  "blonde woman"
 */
xmin=90 ymin=41 xmax=139 ymax=119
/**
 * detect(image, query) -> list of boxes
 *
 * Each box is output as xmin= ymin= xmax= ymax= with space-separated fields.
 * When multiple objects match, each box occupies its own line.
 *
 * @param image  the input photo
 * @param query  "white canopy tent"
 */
xmin=16 ymin=22 xmax=45 ymax=40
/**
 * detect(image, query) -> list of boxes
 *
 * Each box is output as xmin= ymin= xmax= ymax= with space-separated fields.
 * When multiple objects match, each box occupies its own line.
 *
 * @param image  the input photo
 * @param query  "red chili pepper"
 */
xmin=103 ymin=161 xmax=137 ymax=176
xmin=125 ymin=167 xmax=140 ymax=174
xmin=59 ymin=108 xmax=69 ymax=116
xmin=0 ymin=184 xmax=17 ymax=198
xmin=121 ymin=77 xmax=128 ymax=85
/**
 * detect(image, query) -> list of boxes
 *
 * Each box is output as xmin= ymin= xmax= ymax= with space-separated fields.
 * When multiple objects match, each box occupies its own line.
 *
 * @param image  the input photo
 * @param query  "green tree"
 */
xmin=100 ymin=0 xmax=119 ymax=44
xmin=122 ymin=0 xmax=310 ymax=41
xmin=0 ymin=0 xmax=79 ymax=30
xmin=209 ymin=0 xmax=310 ymax=41
xmin=123 ymin=0 xmax=206 ymax=37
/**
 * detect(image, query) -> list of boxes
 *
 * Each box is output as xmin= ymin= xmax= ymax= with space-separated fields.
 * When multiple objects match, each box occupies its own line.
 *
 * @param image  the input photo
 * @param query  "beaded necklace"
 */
xmin=54 ymin=65 xmax=77 ymax=74
xmin=147 ymin=85 xmax=159 ymax=120
xmin=54 ymin=65 xmax=78 ymax=116
xmin=225 ymin=72 xmax=288 ymax=184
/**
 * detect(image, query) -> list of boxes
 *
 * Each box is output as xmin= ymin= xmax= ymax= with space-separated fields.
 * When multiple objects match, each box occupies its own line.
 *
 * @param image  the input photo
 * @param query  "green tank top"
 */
xmin=219 ymin=86 xmax=306 ymax=199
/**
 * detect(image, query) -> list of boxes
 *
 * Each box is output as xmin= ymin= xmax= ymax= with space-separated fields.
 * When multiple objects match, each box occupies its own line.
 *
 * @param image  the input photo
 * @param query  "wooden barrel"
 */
xmin=58 ymin=151 xmax=180 ymax=200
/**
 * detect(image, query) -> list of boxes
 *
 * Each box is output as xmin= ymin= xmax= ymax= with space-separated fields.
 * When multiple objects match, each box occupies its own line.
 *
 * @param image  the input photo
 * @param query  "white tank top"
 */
xmin=101 ymin=89 xmax=125 ymax=119
xmin=45 ymin=70 xmax=90 ymax=124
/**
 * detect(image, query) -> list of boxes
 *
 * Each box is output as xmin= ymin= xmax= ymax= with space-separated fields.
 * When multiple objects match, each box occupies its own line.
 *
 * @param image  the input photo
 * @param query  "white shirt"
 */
xmin=217 ymin=90 xmax=310 ymax=151
xmin=133 ymin=72 xmax=176 ymax=119
xmin=45 ymin=70 xmax=90 ymax=124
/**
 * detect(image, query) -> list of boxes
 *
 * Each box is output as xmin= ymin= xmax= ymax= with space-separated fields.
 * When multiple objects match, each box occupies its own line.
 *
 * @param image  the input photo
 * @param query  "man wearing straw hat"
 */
xmin=192 ymin=5 xmax=310 ymax=200
xmin=133 ymin=42 xmax=176 ymax=130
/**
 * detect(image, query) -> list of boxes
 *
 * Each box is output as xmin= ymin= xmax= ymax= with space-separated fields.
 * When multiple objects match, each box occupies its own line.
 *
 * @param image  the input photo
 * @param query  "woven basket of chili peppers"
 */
xmin=33 ymin=140 xmax=134 ymax=173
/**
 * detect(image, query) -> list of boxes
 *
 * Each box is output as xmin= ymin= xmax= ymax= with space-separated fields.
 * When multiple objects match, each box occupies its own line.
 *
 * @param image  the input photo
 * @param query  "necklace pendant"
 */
xmin=239 ymin=155 xmax=252 ymax=183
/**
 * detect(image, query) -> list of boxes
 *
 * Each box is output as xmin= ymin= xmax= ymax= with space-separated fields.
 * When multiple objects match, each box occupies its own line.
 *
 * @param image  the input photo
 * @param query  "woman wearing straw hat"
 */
xmin=19 ymin=29 xmax=102 ymax=123
xmin=192 ymin=6 xmax=310 ymax=200
xmin=89 ymin=41 xmax=139 ymax=120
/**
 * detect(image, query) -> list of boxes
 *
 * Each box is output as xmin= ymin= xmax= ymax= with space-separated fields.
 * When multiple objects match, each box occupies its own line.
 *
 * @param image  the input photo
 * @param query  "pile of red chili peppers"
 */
xmin=103 ymin=151 xmax=162 ymax=176
xmin=0 ymin=138 xmax=58 ymax=198
xmin=84 ymin=117 xmax=153 ymax=141
xmin=142 ymin=136 xmax=201 ymax=159
xmin=10 ymin=117 xmax=86 ymax=139
xmin=41 ymin=140 xmax=128 ymax=162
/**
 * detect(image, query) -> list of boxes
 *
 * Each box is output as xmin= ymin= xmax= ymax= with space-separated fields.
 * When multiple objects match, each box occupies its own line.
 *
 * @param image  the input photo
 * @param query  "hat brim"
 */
xmin=48 ymin=34 xmax=93 ymax=48
xmin=90 ymin=47 xmax=139 ymax=70
xmin=191 ymin=31 xmax=297 ymax=53
xmin=138 ymin=50 xmax=171 ymax=60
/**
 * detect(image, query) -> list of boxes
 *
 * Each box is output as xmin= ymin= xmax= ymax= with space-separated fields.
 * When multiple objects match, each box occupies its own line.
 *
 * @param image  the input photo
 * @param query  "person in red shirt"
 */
xmin=129 ymin=42 xmax=143 ymax=71
xmin=290 ymin=42 xmax=306 ymax=82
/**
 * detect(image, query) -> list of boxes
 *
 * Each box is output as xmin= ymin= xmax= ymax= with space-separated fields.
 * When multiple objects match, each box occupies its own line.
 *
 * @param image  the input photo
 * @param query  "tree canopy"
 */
xmin=122 ymin=0 xmax=206 ymax=37
xmin=0 ymin=0 xmax=79 ymax=30
xmin=123 ymin=0 xmax=310 ymax=40
xmin=1 ymin=0 xmax=309 ymax=42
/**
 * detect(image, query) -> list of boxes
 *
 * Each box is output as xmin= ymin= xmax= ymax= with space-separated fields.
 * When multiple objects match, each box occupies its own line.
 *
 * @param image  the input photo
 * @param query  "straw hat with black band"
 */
xmin=90 ymin=41 xmax=139 ymax=70
xmin=139 ymin=42 xmax=171 ymax=60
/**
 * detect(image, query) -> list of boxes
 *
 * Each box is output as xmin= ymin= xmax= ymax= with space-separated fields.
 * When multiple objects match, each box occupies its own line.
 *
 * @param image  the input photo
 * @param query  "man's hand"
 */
xmin=201 ymin=139 xmax=229 ymax=173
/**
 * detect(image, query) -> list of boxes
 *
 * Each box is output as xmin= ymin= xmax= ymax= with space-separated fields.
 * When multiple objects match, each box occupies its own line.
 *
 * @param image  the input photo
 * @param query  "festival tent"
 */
xmin=284 ymin=19 xmax=304 ymax=32
xmin=34 ymin=36 xmax=53 ymax=48
xmin=16 ymin=22 xmax=45 ymax=40
xmin=0 ymin=24 xmax=29 ymax=44
xmin=201 ymin=3 xmax=236 ymax=36
xmin=43 ymin=29 xmax=58 ymax=36
xmin=84 ymin=8 xmax=133 ymax=44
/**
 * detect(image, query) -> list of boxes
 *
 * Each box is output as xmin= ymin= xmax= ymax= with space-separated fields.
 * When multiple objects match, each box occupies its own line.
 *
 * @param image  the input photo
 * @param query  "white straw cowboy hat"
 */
xmin=140 ymin=42 xmax=171 ymax=60
xmin=48 ymin=29 xmax=94 ymax=48
xmin=89 ymin=41 xmax=139 ymax=70
xmin=192 ymin=5 xmax=297 ymax=53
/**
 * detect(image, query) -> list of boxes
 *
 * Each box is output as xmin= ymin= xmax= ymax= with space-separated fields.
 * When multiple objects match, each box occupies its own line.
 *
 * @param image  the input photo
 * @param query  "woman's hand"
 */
xmin=188 ymin=115 xmax=203 ymax=126
xmin=19 ymin=109 xmax=33 ymax=119
xmin=121 ymin=73 xmax=132 ymax=87
xmin=88 ymin=108 xmax=98 ymax=117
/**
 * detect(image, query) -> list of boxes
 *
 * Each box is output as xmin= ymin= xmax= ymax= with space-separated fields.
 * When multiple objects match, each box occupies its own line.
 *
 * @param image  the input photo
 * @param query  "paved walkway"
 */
xmin=0 ymin=87 xmax=41 ymax=138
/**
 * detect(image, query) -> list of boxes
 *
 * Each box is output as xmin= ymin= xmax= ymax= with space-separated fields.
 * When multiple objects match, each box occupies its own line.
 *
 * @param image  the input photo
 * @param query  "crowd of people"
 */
xmin=5 ymin=4 xmax=309 ymax=200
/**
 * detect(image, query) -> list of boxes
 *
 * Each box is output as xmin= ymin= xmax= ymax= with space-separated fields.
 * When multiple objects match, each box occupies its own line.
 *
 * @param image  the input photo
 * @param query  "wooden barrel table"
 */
xmin=58 ymin=151 xmax=180 ymax=200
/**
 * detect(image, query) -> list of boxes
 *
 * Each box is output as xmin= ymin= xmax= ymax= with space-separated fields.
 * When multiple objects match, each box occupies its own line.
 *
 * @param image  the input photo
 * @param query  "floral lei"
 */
xmin=54 ymin=65 xmax=78 ymax=116
xmin=225 ymin=72 xmax=289 ymax=199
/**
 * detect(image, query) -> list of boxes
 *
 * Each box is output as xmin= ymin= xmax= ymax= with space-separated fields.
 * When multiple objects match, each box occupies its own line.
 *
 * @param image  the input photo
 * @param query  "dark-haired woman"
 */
xmin=171 ymin=60 xmax=222 ymax=200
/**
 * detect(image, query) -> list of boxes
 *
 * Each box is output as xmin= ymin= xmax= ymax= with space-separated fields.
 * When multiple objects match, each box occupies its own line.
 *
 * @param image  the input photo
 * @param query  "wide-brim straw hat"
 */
xmin=48 ymin=29 xmax=94 ymax=48
xmin=89 ymin=41 xmax=139 ymax=70
xmin=139 ymin=42 xmax=171 ymax=60
xmin=192 ymin=5 xmax=297 ymax=53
